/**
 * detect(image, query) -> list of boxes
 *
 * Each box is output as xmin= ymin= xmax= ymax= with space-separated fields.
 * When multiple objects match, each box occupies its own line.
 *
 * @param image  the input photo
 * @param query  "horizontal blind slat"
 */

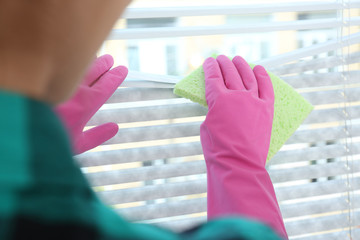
xmin=127 ymin=71 xmax=180 ymax=83
xmin=117 ymin=68 xmax=360 ymax=90
xmin=106 ymin=85 xmax=360 ymax=111
xmin=152 ymin=212 xmax=360 ymax=233
xmin=284 ymin=71 xmax=360 ymax=89
xmin=77 ymin=142 xmax=203 ymax=167
xmin=107 ymin=88 xmax=179 ymax=103
xmin=275 ymin=178 xmax=360 ymax=201
xmin=271 ymin=52 xmax=360 ymax=76
xmin=293 ymin=229 xmax=360 ymax=240
xmin=89 ymin=103 xmax=359 ymax=126
xmin=122 ymin=2 xmax=351 ymax=19
xmin=98 ymin=179 xmax=207 ymax=205
xmin=285 ymin=212 xmax=360 ymax=236
xmin=271 ymin=143 xmax=360 ymax=165
xmin=118 ymin=198 xmax=207 ymax=221
xmin=286 ymin=124 xmax=360 ymax=144
xmin=87 ymin=161 xmax=206 ymax=187
xmin=121 ymin=81 xmax=175 ymax=88
xmin=88 ymin=103 xmax=207 ymax=126
xmin=153 ymin=216 xmax=207 ymax=233
xmin=257 ymin=32 xmax=360 ymax=68
xmin=280 ymin=195 xmax=360 ymax=219
xmin=96 ymin=176 xmax=360 ymax=206
xmin=301 ymin=86 xmax=360 ymax=104
xmin=117 ymin=194 xmax=360 ymax=222
xmin=270 ymin=160 xmax=360 ymax=183
xmin=105 ymin=122 xmax=201 ymax=145
xmin=109 ymin=18 xmax=360 ymax=40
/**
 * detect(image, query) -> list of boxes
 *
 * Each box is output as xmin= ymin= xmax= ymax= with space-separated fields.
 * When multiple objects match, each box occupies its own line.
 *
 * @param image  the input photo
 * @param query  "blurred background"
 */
xmin=99 ymin=0 xmax=359 ymax=75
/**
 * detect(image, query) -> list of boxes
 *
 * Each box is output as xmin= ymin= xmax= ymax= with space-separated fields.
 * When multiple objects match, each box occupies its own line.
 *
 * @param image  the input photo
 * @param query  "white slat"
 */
xmin=122 ymin=2 xmax=349 ymax=19
xmin=275 ymin=178 xmax=360 ymax=202
xmin=77 ymin=142 xmax=203 ymax=167
xmin=280 ymin=195 xmax=360 ymax=219
xmin=284 ymin=71 xmax=360 ymax=88
xmin=88 ymin=103 xmax=207 ymax=125
xmin=107 ymin=88 xmax=179 ymax=103
xmin=285 ymin=212 xmax=360 ymax=236
xmin=97 ymin=175 xmax=360 ymax=206
xmin=107 ymin=85 xmax=360 ymax=109
xmin=293 ymin=229 xmax=360 ymax=240
xmin=105 ymin=122 xmax=201 ymax=145
xmin=152 ymin=212 xmax=360 ymax=234
xmin=127 ymin=71 xmax=180 ymax=84
xmin=257 ymin=32 xmax=360 ymax=68
xmin=118 ymin=198 xmax=207 ymax=221
xmin=109 ymin=18 xmax=360 ymax=40
xmin=286 ymin=124 xmax=360 ymax=144
xmin=271 ymin=143 xmax=360 ymax=165
xmin=121 ymin=81 xmax=175 ymax=88
xmin=98 ymin=179 xmax=206 ymax=205
xmin=271 ymin=52 xmax=360 ymax=76
xmin=270 ymin=160 xmax=360 ymax=183
xmin=89 ymin=159 xmax=360 ymax=189
xmin=305 ymin=87 xmax=360 ymax=106
xmin=88 ymin=103 xmax=360 ymax=126
xmin=87 ymin=160 xmax=206 ymax=187
xmin=117 ymin=194 xmax=360 ymax=223
xmin=154 ymin=216 xmax=207 ymax=233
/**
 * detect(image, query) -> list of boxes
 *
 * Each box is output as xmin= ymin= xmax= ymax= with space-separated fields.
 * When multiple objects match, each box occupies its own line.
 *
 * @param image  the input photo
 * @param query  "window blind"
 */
xmin=76 ymin=1 xmax=360 ymax=239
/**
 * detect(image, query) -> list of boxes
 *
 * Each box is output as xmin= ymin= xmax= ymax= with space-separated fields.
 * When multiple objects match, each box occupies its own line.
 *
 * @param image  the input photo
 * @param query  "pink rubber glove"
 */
xmin=55 ymin=54 xmax=128 ymax=155
xmin=201 ymin=55 xmax=288 ymax=239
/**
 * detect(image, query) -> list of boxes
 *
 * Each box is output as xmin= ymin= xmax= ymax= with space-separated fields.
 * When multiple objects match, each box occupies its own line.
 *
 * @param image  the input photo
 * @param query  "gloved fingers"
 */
xmin=253 ymin=65 xmax=274 ymax=102
xmin=92 ymin=65 xmax=128 ymax=105
xmin=232 ymin=56 xmax=258 ymax=95
xmin=72 ymin=65 xmax=128 ymax=126
xmin=216 ymin=55 xmax=244 ymax=91
xmin=75 ymin=122 xmax=119 ymax=154
xmin=203 ymin=57 xmax=226 ymax=107
xmin=83 ymin=54 xmax=114 ymax=87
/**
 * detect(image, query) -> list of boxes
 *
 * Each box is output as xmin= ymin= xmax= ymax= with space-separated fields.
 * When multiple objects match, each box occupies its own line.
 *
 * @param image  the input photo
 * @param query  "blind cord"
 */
xmin=339 ymin=0 xmax=355 ymax=238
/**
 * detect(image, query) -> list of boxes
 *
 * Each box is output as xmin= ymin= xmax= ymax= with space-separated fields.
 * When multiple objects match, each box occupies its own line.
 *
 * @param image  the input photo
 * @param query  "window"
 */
xmin=126 ymin=18 xmax=179 ymax=75
xmin=80 ymin=1 xmax=360 ymax=239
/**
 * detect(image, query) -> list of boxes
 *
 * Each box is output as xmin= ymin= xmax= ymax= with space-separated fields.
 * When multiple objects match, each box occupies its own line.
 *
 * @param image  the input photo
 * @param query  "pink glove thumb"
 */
xmin=201 ymin=55 xmax=288 ymax=239
xmin=55 ymin=55 xmax=128 ymax=155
